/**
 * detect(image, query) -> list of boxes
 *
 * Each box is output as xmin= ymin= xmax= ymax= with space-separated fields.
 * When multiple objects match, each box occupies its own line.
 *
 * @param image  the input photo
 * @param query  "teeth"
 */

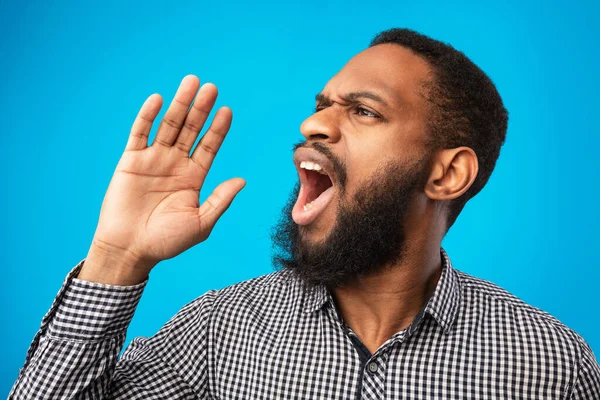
xmin=300 ymin=161 xmax=327 ymax=174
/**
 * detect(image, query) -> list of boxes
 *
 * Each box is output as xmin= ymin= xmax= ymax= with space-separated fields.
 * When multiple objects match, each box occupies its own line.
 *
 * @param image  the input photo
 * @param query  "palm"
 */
xmin=92 ymin=76 xmax=245 ymax=265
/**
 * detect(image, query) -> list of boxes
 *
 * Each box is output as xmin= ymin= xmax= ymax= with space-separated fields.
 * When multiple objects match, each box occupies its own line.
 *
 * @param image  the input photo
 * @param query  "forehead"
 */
xmin=322 ymin=43 xmax=433 ymax=109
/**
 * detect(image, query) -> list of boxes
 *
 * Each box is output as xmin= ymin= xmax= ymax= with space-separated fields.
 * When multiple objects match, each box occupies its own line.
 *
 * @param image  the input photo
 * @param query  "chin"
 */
xmin=297 ymin=207 xmax=337 ymax=241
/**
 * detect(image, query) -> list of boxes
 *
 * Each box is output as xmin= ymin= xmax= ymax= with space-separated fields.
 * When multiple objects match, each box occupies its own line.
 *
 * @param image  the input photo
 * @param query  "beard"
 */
xmin=271 ymin=152 xmax=430 ymax=288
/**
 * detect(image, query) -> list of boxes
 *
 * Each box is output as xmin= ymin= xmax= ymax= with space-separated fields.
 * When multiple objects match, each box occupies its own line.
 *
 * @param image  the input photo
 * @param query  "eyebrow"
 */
xmin=315 ymin=91 xmax=389 ymax=107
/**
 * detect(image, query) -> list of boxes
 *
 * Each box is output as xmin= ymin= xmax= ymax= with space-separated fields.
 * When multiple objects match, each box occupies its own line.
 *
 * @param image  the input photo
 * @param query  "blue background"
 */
xmin=1 ymin=0 xmax=599 ymax=395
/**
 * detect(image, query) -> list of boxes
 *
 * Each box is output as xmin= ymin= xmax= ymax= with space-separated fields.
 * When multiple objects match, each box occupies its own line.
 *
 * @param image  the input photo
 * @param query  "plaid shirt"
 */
xmin=9 ymin=249 xmax=600 ymax=399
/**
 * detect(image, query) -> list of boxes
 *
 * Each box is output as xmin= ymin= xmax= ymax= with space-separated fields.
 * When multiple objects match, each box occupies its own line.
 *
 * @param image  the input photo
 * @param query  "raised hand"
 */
xmin=78 ymin=76 xmax=245 ymax=285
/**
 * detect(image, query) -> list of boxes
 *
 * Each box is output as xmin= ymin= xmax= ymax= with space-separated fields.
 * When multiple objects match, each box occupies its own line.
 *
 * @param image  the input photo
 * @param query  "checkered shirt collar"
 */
xmin=301 ymin=247 xmax=461 ymax=334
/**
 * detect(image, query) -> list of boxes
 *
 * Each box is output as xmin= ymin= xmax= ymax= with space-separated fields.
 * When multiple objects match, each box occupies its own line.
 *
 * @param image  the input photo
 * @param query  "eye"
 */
xmin=314 ymin=104 xmax=327 ymax=113
xmin=355 ymin=106 xmax=380 ymax=119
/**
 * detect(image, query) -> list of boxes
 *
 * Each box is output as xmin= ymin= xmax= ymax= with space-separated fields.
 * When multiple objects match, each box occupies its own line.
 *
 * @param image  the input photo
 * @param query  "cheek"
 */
xmin=344 ymin=127 xmax=401 ymax=162
xmin=339 ymin=123 xmax=422 ymax=194
xmin=344 ymin=116 xmax=427 ymax=157
xmin=338 ymin=161 xmax=374 ymax=204
xmin=343 ymin=141 xmax=392 ymax=182
xmin=345 ymin=133 xmax=425 ymax=179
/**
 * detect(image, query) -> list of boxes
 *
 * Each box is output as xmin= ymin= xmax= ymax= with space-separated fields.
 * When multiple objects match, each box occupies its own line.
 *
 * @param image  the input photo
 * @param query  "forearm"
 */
xmin=10 ymin=333 xmax=126 ymax=399
xmin=9 ymin=261 xmax=146 ymax=399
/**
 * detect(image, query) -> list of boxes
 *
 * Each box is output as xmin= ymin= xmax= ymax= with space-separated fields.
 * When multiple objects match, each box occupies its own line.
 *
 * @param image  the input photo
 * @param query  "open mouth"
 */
xmin=292 ymin=148 xmax=336 ymax=226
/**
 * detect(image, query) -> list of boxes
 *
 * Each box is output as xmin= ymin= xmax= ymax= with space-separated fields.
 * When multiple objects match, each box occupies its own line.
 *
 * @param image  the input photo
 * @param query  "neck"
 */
xmin=330 ymin=212 xmax=443 ymax=354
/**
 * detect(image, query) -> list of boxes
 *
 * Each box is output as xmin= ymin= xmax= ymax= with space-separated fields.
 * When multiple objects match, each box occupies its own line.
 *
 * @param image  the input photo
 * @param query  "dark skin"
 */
xmin=299 ymin=43 xmax=479 ymax=354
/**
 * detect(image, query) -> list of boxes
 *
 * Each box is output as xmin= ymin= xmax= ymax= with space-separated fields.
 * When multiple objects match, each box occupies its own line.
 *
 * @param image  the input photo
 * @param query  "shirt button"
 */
xmin=368 ymin=362 xmax=378 ymax=373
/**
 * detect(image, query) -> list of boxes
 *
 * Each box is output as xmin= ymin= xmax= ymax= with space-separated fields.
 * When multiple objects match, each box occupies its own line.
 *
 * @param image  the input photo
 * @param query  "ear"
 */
xmin=424 ymin=147 xmax=478 ymax=201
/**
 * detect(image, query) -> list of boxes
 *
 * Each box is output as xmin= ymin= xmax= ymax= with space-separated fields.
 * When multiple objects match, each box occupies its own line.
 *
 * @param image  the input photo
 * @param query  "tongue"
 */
xmin=292 ymin=185 xmax=335 ymax=225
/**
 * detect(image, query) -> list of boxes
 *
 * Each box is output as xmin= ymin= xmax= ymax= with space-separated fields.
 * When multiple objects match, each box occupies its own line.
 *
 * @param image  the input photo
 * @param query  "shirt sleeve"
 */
xmin=570 ymin=337 xmax=600 ymax=399
xmin=109 ymin=287 xmax=217 ymax=399
xmin=8 ymin=260 xmax=215 ymax=400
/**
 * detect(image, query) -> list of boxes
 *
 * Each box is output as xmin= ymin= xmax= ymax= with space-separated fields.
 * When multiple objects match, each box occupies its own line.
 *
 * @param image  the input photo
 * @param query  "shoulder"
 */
xmin=194 ymin=269 xmax=308 ymax=322
xmin=455 ymin=269 xmax=595 ymax=374
xmin=457 ymin=270 xmax=572 ymax=331
xmin=153 ymin=269 xmax=306 ymax=343
xmin=215 ymin=268 xmax=303 ymax=301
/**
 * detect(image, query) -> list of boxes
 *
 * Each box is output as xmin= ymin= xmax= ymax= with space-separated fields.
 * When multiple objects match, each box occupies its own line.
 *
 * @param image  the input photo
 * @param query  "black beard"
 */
xmin=271 ymin=158 xmax=429 ymax=288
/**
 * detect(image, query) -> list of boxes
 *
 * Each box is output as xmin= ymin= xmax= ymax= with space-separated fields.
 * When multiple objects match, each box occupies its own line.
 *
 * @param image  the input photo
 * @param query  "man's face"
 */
xmin=293 ymin=44 xmax=433 ymax=242
xmin=272 ymin=44 xmax=437 ymax=286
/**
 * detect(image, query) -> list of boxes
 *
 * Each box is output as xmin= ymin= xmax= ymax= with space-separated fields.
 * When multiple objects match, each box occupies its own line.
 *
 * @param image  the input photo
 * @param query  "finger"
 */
xmin=125 ymin=94 xmax=163 ymax=151
xmin=198 ymin=178 xmax=246 ymax=233
xmin=173 ymin=83 xmax=218 ymax=153
xmin=152 ymin=75 xmax=200 ymax=147
xmin=190 ymin=106 xmax=233 ymax=172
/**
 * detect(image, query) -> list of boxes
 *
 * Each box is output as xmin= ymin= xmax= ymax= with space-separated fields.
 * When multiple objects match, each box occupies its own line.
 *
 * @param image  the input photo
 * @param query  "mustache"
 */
xmin=292 ymin=140 xmax=348 ymax=190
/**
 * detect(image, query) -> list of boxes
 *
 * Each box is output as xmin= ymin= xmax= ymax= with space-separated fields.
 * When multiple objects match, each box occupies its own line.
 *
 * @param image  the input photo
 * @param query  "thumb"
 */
xmin=198 ymin=177 xmax=246 ymax=232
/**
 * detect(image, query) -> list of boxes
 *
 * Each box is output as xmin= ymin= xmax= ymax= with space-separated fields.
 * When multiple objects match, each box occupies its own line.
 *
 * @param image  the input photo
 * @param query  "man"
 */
xmin=9 ymin=28 xmax=600 ymax=399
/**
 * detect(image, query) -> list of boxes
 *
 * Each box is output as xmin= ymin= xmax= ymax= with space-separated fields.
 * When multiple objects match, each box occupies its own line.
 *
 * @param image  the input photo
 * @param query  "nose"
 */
xmin=300 ymin=106 xmax=342 ymax=143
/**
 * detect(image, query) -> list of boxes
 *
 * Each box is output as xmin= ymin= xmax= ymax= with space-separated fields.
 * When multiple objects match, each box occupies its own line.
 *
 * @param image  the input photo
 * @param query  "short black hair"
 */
xmin=370 ymin=28 xmax=509 ymax=232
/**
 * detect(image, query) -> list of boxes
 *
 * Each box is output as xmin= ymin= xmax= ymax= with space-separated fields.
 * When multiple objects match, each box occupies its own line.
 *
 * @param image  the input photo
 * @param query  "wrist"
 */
xmin=78 ymin=240 xmax=156 ymax=285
